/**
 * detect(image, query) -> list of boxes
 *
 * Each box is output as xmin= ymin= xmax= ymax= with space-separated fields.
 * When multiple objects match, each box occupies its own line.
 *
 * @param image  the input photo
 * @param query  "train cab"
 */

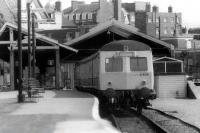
xmin=99 ymin=40 xmax=154 ymax=92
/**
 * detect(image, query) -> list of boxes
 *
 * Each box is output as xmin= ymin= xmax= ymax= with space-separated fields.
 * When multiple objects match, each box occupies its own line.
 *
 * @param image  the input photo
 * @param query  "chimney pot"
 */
xmin=152 ymin=5 xmax=159 ymax=12
xmin=168 ymin=6 xmax=173 ymax=13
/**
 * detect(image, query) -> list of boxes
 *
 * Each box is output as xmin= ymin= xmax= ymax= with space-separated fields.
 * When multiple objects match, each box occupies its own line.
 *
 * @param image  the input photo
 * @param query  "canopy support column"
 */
xmin=9 ymin=28 xmax=15 ymax=90
xmin=55 ymin=47 xmax=60 ymax=89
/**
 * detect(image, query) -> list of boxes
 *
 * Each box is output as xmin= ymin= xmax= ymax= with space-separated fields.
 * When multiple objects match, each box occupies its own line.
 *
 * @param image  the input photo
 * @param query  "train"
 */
xmin=75 ymin=40 xmax=156 ymax=112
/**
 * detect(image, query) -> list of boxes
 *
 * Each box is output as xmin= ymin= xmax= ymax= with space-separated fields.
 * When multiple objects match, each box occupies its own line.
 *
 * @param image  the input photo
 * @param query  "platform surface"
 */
xmin=0 ymin=90 xmax=120 ymax=133
xmin=151 ymin=98 xmax=200 ymax=129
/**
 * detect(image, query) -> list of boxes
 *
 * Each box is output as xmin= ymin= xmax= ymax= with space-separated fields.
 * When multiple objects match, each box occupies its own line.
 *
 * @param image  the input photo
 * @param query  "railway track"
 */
xmin=111 ymin=108 xmax=168 ymax=133
xmin=111 ymin=107 xmax=200 ymax=133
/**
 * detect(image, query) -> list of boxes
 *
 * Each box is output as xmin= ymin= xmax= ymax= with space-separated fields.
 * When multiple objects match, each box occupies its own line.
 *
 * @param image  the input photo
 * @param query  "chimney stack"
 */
xmin=146 ymin=3 xmax=151 ymax=12
xmin=168 ymin=6 xmax=173 ymax=13
xmin=55 ymin=1 xmax=61 ymax=12
xmin=152 ymin=5 xmax=159 ymax=12
xmin=112 ymin=0 xmax=121 ymax=21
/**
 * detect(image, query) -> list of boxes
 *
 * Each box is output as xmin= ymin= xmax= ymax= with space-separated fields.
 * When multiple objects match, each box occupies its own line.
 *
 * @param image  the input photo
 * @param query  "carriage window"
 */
xmin=130 ymin=57 xmax=147 ymax=71
xmin=105 ymin=57 xmax=123 ymax=72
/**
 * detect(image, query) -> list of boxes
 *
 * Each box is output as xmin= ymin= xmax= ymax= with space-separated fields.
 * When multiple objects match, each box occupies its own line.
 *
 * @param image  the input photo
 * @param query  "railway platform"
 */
xmin=0 ymin=90 xmax=120 ymax=133
xmin=150 ymin=98 xmax=200 ymax=130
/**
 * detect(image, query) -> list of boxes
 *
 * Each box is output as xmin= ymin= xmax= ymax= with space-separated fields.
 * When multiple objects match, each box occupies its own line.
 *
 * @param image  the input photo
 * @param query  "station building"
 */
xmin=0 ymin=22 xmax=77 ymax=90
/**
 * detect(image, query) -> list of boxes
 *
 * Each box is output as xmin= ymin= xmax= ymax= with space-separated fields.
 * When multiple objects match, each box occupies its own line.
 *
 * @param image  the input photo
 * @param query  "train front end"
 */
xmin=99 ymin=40 xmax=156 ymax=111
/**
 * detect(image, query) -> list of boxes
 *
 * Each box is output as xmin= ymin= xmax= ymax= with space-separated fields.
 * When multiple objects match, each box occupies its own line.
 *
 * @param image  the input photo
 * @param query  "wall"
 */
xmin=155 ymin=75 xmax=187 ymax=98
xmin=135 ymin=12 xmax=147 ymax=34
xmin=97 ymin=0 xmax=114 ymax=23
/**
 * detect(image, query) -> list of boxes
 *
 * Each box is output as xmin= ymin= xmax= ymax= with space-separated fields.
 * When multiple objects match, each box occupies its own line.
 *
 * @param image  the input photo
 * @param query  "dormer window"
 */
xmin=69 ymin=14 xmax=74 ymax=20
xmin=76 ymin=14 xmax=80 ymax=20
xmin=81 ymin=13 xmax=86 ymax=20
xmin=88 ymin=13 xmax=92 ymax=20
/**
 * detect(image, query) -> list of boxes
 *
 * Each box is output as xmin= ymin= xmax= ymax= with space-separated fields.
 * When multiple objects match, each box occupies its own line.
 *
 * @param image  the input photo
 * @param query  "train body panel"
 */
xmin=75 ymin=53 xmax=100 ymax=89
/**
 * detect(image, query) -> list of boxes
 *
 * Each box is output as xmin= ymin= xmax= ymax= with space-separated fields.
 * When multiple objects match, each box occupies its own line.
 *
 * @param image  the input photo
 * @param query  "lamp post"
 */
xmin=17 ymin=0 xmax=24 ymax=102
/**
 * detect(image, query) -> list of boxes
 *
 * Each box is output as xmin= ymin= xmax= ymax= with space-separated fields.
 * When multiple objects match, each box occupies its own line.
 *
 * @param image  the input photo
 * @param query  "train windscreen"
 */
xmin=105 ymin=57 xmax=123 ymax=72
xmin=130 ymin=57 xmax=147 ymax=71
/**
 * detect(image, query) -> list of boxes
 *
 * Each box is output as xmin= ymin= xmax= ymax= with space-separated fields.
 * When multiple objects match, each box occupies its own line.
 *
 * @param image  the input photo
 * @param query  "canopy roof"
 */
xmin=63 ymin=20 xmax=172 ymax=62
xmin=0 ymin=22 xmax=77 ymax=62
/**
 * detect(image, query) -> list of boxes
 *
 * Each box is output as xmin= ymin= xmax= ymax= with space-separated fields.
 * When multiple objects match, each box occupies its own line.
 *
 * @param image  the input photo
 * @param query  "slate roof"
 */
xmin=122 ymin=3 xmax=135 ymax=12
xmin=63 ymin=3 xmax=99 ymax=14
xmin=63 ymin=7 xmax=73 ymax=14
xmin=0 ymin=22 xmax=78 ymax=53
xmin=74 ymin=4 xmax=99 ymax=13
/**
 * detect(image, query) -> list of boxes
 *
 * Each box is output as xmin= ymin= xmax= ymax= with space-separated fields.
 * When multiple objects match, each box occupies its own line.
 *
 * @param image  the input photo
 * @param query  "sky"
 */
xmin=41 ymin=0 xmax=200 ymax=28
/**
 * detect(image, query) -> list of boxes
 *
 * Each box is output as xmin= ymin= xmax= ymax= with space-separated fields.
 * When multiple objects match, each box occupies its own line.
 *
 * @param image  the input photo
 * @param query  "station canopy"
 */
xmin=0 ymin=22 xmax=77 ymax=64
xmin=64 ymin=20 xmax=172 ymax=62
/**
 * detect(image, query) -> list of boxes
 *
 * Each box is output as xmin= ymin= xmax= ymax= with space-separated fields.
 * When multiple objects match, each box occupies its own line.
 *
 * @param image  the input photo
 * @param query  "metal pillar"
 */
xmin=55 ymin=48 xmax=60 ymax=90
xmin=9 ymin=28 xmax=15 ymax=90
xmin=17 ymin=0 xmax=24 ymax=102
xmin=32 ymin=13 xmax=36 ymax=77
xmin=27 ymin=3 xmax=31 ymax=77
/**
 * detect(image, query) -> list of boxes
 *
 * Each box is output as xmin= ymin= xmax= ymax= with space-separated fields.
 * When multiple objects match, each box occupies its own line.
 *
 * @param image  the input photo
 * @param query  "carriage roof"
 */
xmin=100 ymin=40 xmax=151 ymax=51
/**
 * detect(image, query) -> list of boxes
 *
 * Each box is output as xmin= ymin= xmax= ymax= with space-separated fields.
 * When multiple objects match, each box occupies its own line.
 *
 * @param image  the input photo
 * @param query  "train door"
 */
xmin=61 ymin=63 xmax=75 ymax=90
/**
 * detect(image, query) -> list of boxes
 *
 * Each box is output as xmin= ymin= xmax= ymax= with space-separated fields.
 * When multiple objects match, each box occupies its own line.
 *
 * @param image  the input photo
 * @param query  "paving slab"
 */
xmin=151 ymin=98 xmax=200 ymax=129
xmin=0 ymin=90 xmax=120 ymax=133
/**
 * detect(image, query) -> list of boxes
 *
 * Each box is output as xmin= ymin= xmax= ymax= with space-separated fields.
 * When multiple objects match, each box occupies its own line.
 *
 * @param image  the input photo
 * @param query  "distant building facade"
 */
xmin=62 ymin=0 xmax=122 ymax=37
xmin=21 ymin=0 xmax=62 ymax=30
xmin=121 ymin=2 xmax=182 ymax=39
xmin=0 ymin=0 xmax=62 ymax=30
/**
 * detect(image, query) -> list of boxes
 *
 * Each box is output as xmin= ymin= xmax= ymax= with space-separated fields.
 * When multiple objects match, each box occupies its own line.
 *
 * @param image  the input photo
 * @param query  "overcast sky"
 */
xmin=41 ymin=0 xmax=200 ymax=28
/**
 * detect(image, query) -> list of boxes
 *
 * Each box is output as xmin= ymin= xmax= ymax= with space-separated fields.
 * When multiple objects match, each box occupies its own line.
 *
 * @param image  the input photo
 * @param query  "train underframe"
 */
xmin=102 ymin=88 xmax=156 ymax=113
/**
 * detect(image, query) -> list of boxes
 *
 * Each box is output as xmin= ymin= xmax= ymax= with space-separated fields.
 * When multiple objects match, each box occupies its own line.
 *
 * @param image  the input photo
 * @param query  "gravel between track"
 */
xmin=113 ymin=109 xmax=157 ymax=133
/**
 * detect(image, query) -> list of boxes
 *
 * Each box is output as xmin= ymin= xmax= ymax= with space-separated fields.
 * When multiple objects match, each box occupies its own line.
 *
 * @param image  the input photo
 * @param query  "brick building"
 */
xmin=62 ymin=0 xmax=122 ymax=36
xmin=134 ymin=6 xmax=182 ymax=39
xmin=121 ymin=2 xmax=182 ymax=39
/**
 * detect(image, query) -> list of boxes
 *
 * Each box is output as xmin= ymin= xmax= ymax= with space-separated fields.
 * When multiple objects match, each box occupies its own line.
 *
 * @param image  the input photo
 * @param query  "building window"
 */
xmin=170 ymin=27 xmax=174 ymax=34
xmin=176 ymin=17 xmax=180 ymax=24
xmin=0 ymin=13 xmax=4 ymax=19
xmin=164 ymin=29 xmax=167 ymax=34
xmin=66 ymin=32 xmax=74 ymax=41
xmin=81 ymin=13 xmax=86 ymax=20
xmin=156 ymin=28 xmax=159 ymax=35
xmin=148 ymin=17 xmax=152 ymax=23
xmin=163 ymin=17 xmax=167 ymax=23
xmin=88 ymin=13 xmax=92 ymax=20
xmin=69 ymin=14 xmax=74 ymax=20
xmin=170 ymin=17 xmax=174 ymax=23
xmin=92 ymin=13 xmax=97 ymax=22
xmin=156 ymin=17 xmax=159 ymax=23
xmin=76 ymin=14 xmax=80 ymax=20
xmin=105 ymin=57 xmax=123 ymax=72
xmin=130 ymin=57 xmax=147 ymax=71
xmin=130 ymin=15 xmax=135 ymax=22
